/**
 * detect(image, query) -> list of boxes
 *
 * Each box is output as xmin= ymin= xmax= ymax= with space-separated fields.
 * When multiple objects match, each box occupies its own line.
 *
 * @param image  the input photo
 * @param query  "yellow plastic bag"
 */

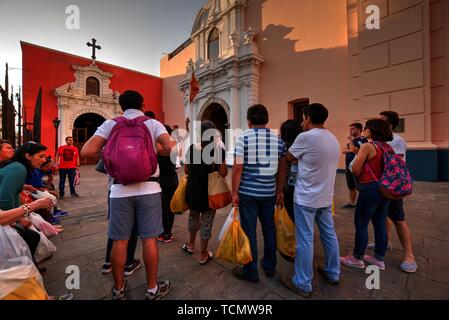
xmin=170 ymin=175 xmax=188 ymax=213
xmin=0 ymin=257 xmax=49 ymax=300
xmin=216 ymin=208 xmax=253 ymax=265
xmin=274 ymin=206 xmax=296 ymax=258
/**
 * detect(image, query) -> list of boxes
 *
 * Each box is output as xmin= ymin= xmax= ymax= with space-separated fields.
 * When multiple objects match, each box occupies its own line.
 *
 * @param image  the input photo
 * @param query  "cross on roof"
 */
xmin=87 ymin=38 xmax=101 ymax=62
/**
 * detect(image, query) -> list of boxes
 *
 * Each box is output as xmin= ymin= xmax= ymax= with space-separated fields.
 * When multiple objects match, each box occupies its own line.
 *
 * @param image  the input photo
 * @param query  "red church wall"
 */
xmin=21 ymin=42 xmax=163 ymax=157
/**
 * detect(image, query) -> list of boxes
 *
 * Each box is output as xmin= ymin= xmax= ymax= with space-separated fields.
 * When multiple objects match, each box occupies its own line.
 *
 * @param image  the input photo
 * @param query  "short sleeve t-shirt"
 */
xmin=58 ymin=146 xmax=79 ymax=169
xmin=234 ymin=128 xmax=287 ymax=198
xmin=289 ymin=128 xmax=340 ymax=209
xmin=185 ymin=144 xmax=226 ymax=211
xmin=26 ymin=169 xmax=51 ymax=188
xmin=388 ymin=133 xmax=407 ymax=161
xmin=345 ymin=136 xmax=369 ymax=167
xmin=94 ymin=109 xmax=168 ymax=198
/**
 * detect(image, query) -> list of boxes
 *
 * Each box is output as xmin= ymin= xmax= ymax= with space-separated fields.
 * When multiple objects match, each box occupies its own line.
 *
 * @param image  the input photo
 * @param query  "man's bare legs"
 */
xmin=142 ymin=238 xmax=159 ymax=290
xmin=111 ymin=239 xmax=128 ymax=290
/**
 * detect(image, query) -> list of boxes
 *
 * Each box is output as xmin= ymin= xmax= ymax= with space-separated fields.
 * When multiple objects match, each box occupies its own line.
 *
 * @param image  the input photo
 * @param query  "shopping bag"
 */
xmin=218 ymin=207 xmax=239 ymax=242
xmin=74 ymin=169 xmax=81 ymax=186
xmin=0 ymin=225 xmax=33 ymax=262
xmin=0 ymin=257 xmax=49 ymax=300
xmin=29 ymin=213 xmax=59 ymax=238
xmin=216 ymin=208 xmax=253 ymax=265
xmin=274 ymin=206 xmax=296 ymax=258
xmin=208 ymin=171 xmax=232 ymax=210
xmin=170 ymin=175 xmax=188 ymax=213
xmin=31 ymin=189 xmax=58 ymax=206
xmin=29 ymin=226 xmax=56 ymax=263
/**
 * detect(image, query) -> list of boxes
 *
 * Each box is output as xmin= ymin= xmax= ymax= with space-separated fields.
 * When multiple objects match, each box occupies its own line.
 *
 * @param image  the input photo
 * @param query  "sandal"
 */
xmin=182 ymin=243 xmax=194 ymax=255
xmin=199 ymin=251 xmax=214 ymax=265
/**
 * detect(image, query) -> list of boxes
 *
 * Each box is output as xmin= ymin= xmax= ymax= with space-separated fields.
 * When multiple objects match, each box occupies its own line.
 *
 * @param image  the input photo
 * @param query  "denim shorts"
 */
xmin=109 ymin=193 xmax=163 ymax=240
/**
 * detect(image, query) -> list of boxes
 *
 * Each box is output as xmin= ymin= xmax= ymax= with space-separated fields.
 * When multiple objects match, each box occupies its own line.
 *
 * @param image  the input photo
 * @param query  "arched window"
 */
xmin=86 ymin=77 xmax=100 ymax=96
xmin=208 ymin=28 xmax=220 ymax=60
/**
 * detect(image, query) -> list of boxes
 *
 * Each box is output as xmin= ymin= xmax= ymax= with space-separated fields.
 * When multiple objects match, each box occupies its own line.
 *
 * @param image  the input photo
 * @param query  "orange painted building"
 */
xmin=21 ymin=41 xmax=163 ymax=160
xmin=160 ymin=0 xmax=449 ymax=182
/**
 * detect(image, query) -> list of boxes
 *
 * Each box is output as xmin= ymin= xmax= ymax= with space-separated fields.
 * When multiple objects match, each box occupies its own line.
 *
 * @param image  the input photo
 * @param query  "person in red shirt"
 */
xmin=56 ymin=137 xmax=80 ymax=198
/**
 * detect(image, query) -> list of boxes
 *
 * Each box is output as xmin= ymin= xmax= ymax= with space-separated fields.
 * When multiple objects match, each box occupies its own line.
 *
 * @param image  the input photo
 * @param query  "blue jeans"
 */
xmin=353 ymin=182 xmax=390 ymax=261
xmin=293 ymin=204 xmax=340 ymax=293
xmin=239 ymin=193 xmax=277 ymax=281
xmin=59 ymin=168 xmax=76 ymax=196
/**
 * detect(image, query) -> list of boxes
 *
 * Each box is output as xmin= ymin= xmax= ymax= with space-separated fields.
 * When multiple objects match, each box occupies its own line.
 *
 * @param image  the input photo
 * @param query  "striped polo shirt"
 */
xmin=234 ymin=128 xmax=287 ymax=197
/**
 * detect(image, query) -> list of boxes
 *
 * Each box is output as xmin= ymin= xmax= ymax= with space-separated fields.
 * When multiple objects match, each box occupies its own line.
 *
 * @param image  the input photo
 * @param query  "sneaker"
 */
xmin=58 ymin=293 xmax=74 ymax=300
xmin=363 ymin=255 xmax=386 ymax=271
xmin=340 ymin=254 xmax=365 ymax=269
xmin=50 ymin=217 xmax=61 ymax=225
xmin=163 ymin=234 xmax=174 ymax=244
xmin=280 ymin=274 xmax=313 ymax=298
xmin=400 ymin=261 xmax=417 ymax=273
xmin=232 ymin=266 xmax=259 ymax=283
xmin=157 ymin=235 xmax=165 ymax=243
xmin=144 ymin=280 xmax=172 ymax=300
xmin=71 ymin=193 xmax=80 ymax=197
xmin=367 ymin=242 xmax=393 ymax=251
xmin=101 ymin=262 xmax=112 ymax=274
xmin=341 ymin=203 xmax=356 ymax=209
xmin=124 ymin=259 xmax=143 ymax=277
xmin=53 ymin=210 xmax=69 ymax=217
xmin=317 ymin=266 xmax=339 ymax=286
xmin=112 ymin=282 xmax=128 ymax=300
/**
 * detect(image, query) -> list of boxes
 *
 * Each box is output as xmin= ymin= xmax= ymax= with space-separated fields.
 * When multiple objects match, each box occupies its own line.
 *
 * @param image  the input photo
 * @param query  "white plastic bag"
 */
xmin=0 ymin=225 xmax=33 ymax=262
xmin=29 ymin=226 xmax=56 ymax=263
xmin=218 ymin=207 xmax=239 ymax=242
xmin=0 ymin=256 xmax=48 ymax=300
xmin=29 ymin=213 xmax=58 ymax=238
xmin=31 ymin=190 xmax=57 ymax=206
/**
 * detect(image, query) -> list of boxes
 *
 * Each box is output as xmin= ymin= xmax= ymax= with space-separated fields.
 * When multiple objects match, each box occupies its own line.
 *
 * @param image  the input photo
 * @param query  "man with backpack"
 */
xmin=379 ymin=111 xmax=417 ymax=273
xmin=81 ymin=90 xmax=176 ymax=300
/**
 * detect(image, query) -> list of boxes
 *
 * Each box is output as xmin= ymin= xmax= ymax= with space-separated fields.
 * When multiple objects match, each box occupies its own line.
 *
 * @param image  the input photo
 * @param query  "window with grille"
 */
xmin=208 ymin=28 xmax=220 ymax=60
xmin=86 ymin=77 xmax=100 ymax=96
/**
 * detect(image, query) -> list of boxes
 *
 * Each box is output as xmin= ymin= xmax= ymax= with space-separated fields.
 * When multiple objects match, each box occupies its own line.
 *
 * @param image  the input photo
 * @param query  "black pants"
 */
xmin=15 ymin=226 xmax=41 ymax=264
xmin=284 ymin=186 xmax=295 ymax=223
xmin=59 ymin=168 xmax=76 ymax=196
xmin=105 ymin=231 xmax=138 ymax=266
xmin=161 ymin=185 xmax=178 ymax=236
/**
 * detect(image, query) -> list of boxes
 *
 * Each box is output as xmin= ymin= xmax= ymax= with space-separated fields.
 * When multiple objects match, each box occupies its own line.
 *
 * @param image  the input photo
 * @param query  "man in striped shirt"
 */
xmin=232 ymin=104 xmax=287 ymax=283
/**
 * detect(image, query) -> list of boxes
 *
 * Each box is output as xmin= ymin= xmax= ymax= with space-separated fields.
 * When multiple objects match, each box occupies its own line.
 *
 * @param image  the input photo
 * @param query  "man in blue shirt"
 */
xmin=232 ymin=104 xmax=286 ymax=283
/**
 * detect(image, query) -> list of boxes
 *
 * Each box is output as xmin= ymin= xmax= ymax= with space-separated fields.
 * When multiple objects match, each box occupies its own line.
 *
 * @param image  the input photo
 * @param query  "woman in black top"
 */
xmin=183 ymin=121 xmax=228 ymax=265
xmin=157 ymin=125 xmax=180 ymax=243
xmin=280 ymin=120 xmax=302 ymax=222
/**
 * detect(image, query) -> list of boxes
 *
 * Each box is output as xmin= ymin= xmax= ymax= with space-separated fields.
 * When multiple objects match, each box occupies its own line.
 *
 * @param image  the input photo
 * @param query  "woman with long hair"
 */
xmin=0 ymin=142 xmax=53 ymax=261
xmin=340 ymin=119 xmax=393 ymax=271
xmin=183 ymin=121 xmax=228 ymax=265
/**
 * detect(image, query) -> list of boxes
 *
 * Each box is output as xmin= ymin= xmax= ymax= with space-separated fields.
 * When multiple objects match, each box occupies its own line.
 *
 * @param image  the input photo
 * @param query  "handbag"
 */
xmin=208 ymin=172 xmax=232 ymax=210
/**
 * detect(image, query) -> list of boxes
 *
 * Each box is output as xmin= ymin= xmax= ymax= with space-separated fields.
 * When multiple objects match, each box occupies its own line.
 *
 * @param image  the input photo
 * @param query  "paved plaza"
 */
xmin=41 ymin=166 xmax=449 ymax=300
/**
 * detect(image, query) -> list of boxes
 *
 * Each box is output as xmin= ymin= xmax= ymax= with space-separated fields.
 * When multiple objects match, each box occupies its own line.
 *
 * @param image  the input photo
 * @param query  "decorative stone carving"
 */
xmin=244 ymin=27 xmax=256 ymax=44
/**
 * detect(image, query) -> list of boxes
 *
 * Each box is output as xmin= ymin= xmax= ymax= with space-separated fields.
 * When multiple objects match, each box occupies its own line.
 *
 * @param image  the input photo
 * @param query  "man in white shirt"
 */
xmin=281 ymin=103 xmax=341 ymax=297
xmin=380 ymin=111 xmax=417 ymax=273
xmin=81 ymin=90 xmax=176 ymax=300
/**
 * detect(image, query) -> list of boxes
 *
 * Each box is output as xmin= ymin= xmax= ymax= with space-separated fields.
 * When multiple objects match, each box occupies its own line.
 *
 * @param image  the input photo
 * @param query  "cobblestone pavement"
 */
xmin=41 ymin=166 xmax=449 ymax=300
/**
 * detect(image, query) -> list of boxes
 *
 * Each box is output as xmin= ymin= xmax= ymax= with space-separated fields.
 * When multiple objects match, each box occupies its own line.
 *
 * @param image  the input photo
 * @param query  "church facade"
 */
xmin=160 ymin=0 xmax=449 ymax=182
xmin=21 ymin=42 xmax=163 ymax=164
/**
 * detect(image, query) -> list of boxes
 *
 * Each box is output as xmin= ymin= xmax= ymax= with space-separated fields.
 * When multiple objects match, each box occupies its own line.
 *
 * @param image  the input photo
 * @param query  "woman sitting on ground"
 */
xmin=0 ymin=141 xmax=54 ymax=262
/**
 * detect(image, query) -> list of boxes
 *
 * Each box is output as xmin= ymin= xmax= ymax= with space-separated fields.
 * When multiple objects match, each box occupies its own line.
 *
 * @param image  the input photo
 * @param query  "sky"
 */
xmin=0 ymin=0 xmax=206 ymax=95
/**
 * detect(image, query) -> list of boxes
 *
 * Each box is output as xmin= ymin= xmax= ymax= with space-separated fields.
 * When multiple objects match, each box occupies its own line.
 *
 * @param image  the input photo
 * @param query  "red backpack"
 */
xmin=103 ymin=116 xmax=158 ymax=186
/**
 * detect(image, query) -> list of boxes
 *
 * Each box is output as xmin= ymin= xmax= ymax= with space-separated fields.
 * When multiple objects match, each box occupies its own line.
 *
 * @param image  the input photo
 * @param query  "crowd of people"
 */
xmin=0 ymin=88 xmax=416 ymax=300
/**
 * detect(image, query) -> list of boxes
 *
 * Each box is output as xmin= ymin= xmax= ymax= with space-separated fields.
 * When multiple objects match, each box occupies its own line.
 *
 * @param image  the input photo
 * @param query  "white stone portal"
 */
xmin=179 ymin=0 xmax=264 ymax=149
xmin=53 ymin=63 xmax=121 ymax=145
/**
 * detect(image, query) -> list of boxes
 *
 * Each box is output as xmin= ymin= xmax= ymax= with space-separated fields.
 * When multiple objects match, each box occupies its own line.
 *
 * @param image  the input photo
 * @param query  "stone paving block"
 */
xmin=406 ymin=275 xmax=449 ymax=299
